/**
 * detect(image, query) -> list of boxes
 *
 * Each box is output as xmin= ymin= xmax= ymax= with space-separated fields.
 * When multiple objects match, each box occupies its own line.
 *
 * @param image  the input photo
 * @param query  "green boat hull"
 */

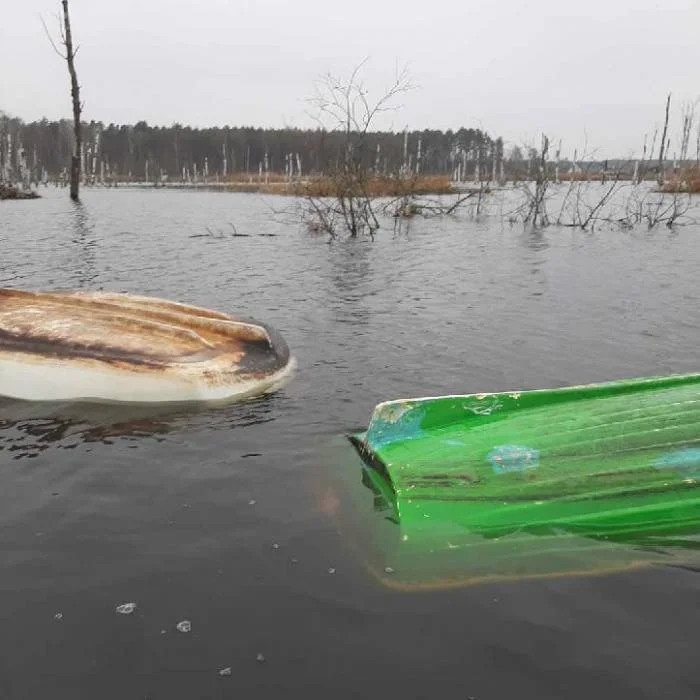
xmin=350 ymin=374 xmax=700 ymax=586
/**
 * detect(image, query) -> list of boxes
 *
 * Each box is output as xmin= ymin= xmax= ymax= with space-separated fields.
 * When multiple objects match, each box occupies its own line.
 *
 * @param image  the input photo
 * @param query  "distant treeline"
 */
xmin=1 ymin=112 xmax=503 ymax=183
xmin=4 ymin=112 xmax=684 ymax=188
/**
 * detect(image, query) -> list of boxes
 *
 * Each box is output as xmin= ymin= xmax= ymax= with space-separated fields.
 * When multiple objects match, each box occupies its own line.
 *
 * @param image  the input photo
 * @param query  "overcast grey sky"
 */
xmin=1 ymin=0 xmax=698 ymax=158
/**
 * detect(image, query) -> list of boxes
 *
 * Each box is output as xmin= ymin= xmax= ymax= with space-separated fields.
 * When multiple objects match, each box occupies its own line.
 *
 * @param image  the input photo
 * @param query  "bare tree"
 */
xmin=679 ymin=101 xmax=696 ymax=163
xmin=305 ymin=60 xmax=413 ymax=238
xmin=43 ymin=1 xmax=82 ymax=201
xmin=657 ymin=93 xmax=671 ymax=187
xmin=507 ymin=134 xmax=551 ymax=227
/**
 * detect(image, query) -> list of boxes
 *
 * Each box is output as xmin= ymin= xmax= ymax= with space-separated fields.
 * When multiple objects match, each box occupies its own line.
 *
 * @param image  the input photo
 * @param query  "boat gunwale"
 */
xmin=367 ymin=373 xmax=700 ymax=416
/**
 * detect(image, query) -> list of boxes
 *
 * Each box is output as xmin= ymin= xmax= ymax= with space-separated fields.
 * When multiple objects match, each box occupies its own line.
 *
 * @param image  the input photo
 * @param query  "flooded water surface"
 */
xmin=1 ymin=188 xmax=699 ymax=699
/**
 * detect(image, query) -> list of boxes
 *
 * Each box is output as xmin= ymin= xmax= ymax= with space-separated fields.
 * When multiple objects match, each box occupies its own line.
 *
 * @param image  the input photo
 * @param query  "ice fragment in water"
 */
xmin=176 ymin=620 xmax=192 ymax=633
xmin=219 ymin=667 xmax=232 ymax=676
xmin=115 ymin=602 xmax=136 ymax=614
xmin=256 ymin=653 xmax=265 ymax=663
xmin=54 ymin=612 xmax=63 ymax=620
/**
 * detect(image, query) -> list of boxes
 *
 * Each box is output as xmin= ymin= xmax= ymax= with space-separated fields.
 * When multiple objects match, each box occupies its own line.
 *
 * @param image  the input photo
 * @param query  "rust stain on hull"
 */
xmin=0 ymin=289 xmax=292 ymax=402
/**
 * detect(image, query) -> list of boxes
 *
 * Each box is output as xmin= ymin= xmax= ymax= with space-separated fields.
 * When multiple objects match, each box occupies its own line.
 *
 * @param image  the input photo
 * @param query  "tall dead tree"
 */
xmin=44 ymin=1 xmax=82 ymax=200
xmin=679 ymin=101 xmax=696 ymax=163
xmin=63 ymin=0 xmax=81 ymax=200
xmin=657 ymin=93 xmax=671 ymax=187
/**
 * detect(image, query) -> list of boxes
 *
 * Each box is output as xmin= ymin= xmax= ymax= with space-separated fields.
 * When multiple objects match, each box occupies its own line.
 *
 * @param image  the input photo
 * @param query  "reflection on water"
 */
xmin=0 ymin=395 xmax=280 ymax=460
xmin=356 ymin=464 xmax=700 ymax=590
xmin=327 ymin=239 xmax=374 ymax=326
xmin=69 ymin=202 xmax=98 ymax=289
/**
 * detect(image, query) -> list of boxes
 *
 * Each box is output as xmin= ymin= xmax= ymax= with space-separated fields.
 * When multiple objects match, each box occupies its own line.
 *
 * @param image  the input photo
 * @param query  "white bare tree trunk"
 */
xmin=402 ymin=130 xmax=408 ymax=175
xmin=657 ymin=94 xmax=671 ymax=186
xmin=3 ymin=133 xmax=11 ymax=182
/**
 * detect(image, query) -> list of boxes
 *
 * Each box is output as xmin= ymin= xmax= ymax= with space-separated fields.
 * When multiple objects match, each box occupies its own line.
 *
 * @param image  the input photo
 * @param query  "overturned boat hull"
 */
xmin=0 ymin=289 xmax=294 ymax=403
xmin=350 ymin=374 xmax=700 ymax=585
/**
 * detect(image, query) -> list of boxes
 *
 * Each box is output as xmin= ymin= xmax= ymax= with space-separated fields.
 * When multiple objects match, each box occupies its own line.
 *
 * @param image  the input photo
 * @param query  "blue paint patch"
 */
xmin=366 ymin=405 xmax=426 ymax=448
xmin=487 ymin=445 xmax=540 ymax=474
xmin=652 ymin=448 xmax=700 ymax=478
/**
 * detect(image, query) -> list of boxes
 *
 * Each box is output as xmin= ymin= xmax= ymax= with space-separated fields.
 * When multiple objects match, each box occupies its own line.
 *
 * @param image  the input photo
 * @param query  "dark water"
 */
xmin=1 ymin=188 xmax=699 ymax=699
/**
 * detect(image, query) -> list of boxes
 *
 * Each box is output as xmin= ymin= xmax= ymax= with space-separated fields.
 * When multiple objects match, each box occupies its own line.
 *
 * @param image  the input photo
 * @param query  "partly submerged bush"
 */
xmin=0 ymin=183 xmax=40 ymax=200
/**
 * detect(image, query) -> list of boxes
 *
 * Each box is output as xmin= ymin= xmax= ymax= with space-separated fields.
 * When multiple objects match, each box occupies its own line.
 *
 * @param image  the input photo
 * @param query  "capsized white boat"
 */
xmin=0 ymin=288 xmax=295 ymax=403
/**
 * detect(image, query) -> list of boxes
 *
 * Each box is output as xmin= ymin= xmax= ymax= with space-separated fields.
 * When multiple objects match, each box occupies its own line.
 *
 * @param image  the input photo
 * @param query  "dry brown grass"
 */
xmin=222 ymin=172 xmax=290 ymax=185
xmin=216 ymin=173 xmax=455 ymax=197
xmin=224 ymin=181 xmax=292 ymax=194
xmin=661 ymin=167 xmax=700 ymax=193
xmin=294 ymin=174 xmax=455 ymax=198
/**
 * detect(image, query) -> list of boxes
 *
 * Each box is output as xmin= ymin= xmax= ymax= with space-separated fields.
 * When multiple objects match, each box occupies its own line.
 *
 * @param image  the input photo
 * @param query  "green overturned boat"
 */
xmin=350 ymin=374 xmax=700 ymax=588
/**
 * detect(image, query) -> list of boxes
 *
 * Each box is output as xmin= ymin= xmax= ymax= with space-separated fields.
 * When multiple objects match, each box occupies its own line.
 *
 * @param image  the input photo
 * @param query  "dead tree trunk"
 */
xmin=44 ymin=2 xmax=82 ymax=199
xmin=657 ymin=93 xmax=671 ymax=187
xmin=61 ymin=0 xmax=82 ymax=201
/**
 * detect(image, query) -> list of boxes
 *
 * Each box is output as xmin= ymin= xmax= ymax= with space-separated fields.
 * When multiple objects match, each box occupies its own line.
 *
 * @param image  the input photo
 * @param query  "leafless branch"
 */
xmin=40 ymin=14 xmax=66 ymax=59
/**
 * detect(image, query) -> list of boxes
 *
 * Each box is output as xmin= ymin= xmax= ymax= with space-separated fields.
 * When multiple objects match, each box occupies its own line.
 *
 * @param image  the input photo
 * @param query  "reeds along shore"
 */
xmin=291 ymin=175 xmax=455 ymax=197
xmin=137 ymin=174 xmax=457 ymax=196
xmin=661 ymin=167 xmax=700 ymax=194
